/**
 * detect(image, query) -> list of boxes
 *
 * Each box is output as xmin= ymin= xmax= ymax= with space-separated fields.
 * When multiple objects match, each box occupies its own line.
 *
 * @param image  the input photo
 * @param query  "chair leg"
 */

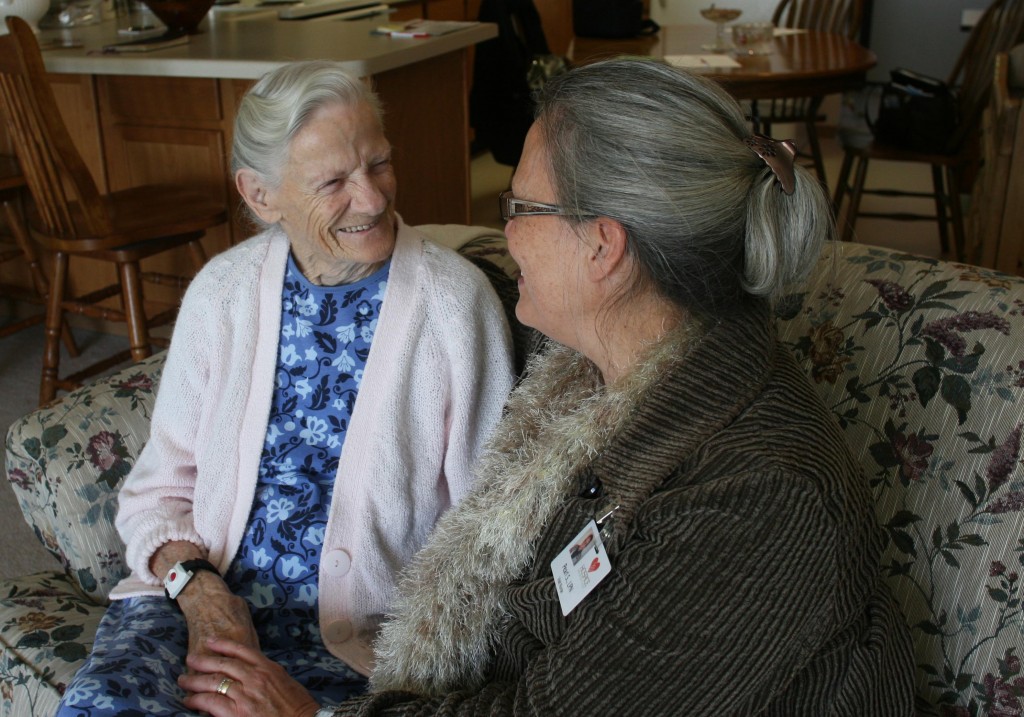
xmin=804 ymin=119 xmax=827 ymax=188
xmin=39 ymin=252 xmax=68 ymax=406
xmin=947 ymin=165 xmax=967 ymax=263
xmin=839 ymin=154 xmax=869 ymax=243
xmin=1 ymin=200 xmax=47 ymax=298
xmin=119 ymin=261 xmax=152 ymax=362
xmin=833 ymin=149 xmax=854 ymax=216
xmin=931 ymin=164 xmax=951 ymax=258
xmin=1 ymin=199 xmax=79 ymax=356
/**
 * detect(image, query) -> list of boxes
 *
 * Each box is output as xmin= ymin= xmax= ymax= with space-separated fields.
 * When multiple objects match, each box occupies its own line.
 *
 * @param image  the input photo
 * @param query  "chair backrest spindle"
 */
xmin=0 ymin=17 xmax=112 ymax=242
xmin=772 ymin=0 xmax=863 ymax=39
xmin=948 ymin=0 xmax=1024 ymax=150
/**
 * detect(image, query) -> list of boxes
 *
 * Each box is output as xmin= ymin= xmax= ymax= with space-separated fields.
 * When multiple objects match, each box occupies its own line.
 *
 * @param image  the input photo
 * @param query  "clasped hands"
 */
xmin=176 ymin=574 xmax=320 ymax=717
xmin=153 ymin=543 xmax=319 ymax=717
xmin=179 ymin=635 xmax=320 ymax=717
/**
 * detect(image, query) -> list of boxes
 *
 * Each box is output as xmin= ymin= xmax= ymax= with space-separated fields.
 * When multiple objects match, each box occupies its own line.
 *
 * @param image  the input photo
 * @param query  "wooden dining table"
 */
xmin=569 ymin=25 xmax=877 ymax=102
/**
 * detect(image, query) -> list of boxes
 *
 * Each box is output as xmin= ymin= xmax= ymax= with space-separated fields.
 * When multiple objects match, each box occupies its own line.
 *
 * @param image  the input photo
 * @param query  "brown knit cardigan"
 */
xmin=336 ymin=301 xmax=916 ymax=716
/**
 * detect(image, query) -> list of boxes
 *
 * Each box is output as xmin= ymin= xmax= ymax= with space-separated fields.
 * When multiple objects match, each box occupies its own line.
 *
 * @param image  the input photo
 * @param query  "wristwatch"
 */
xmin=163 ymin=559 xmax=219 ymax=601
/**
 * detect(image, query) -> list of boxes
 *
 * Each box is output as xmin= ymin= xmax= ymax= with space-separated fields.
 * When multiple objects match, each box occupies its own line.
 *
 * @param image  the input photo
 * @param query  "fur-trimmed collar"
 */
xmin=370 ymin=324 xmax=704 ymax=695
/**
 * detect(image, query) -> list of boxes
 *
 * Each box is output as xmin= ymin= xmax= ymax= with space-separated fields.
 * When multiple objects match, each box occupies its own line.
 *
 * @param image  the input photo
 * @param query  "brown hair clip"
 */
xmin=744 ymin=134 xmax=797 ymax=195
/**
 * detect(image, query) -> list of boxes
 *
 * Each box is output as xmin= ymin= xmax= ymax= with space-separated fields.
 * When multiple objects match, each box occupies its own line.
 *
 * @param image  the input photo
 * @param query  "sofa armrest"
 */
xmin=4 ymin=353 xmax=165 ymax=605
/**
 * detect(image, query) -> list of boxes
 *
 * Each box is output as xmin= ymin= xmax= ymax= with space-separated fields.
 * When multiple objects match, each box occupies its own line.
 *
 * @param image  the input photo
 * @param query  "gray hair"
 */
xmin=232 ymin=61 xmax=384 ymax=225
xmin=535 ymin=57 xmax=833 ymax=317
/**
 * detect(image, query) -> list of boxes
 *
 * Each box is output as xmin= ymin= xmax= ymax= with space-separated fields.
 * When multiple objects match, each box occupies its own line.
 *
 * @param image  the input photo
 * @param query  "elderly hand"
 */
xmin=178 ymin=571 xmax=261 ymax=664
xmin=179 ymin=637 xmax=321 ymax=717
xmin=150 ymin=541 xmax=260 ymax=669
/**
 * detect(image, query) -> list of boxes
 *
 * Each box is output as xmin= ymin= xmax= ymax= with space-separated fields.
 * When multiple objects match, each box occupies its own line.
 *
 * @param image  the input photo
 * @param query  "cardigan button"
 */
xmin=324 ymin=619 xmax=354 ymax=644
xmin=323 ymin=548 xmax=352 ymax=577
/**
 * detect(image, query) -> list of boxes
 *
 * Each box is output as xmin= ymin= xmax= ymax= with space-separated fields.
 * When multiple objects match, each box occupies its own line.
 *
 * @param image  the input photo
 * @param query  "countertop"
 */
xmin=36 ymin=7 xmax=496 ymax=79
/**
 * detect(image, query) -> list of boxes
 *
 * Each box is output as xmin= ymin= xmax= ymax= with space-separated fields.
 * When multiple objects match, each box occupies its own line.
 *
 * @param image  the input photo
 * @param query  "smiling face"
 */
xmin=253 ymin=100 xmax=397 ymax=284
xmin=504 ymin=123 xmax=590 ymax=349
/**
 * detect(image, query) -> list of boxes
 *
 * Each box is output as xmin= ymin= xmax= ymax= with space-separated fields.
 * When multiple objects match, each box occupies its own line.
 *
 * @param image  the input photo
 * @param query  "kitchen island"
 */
xmin=1 ymin=9 xmax=494 ymax=304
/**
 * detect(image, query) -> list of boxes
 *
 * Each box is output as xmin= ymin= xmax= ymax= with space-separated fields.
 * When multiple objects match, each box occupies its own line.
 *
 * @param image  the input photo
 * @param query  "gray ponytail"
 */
xmin=535 ymin=57 xmax=833 ymax=317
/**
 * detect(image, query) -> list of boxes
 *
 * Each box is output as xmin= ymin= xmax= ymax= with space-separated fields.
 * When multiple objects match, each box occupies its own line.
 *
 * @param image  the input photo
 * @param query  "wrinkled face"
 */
xmin=504 ymin=123 xmax=586 ymax=348
xmin=264 ymin=101 xmax=397 ymax=275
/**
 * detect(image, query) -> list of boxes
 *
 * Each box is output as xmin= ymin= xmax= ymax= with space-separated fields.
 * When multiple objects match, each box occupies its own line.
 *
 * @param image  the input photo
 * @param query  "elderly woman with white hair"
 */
xmin=55 ymin=60 xmax=515 ymax=716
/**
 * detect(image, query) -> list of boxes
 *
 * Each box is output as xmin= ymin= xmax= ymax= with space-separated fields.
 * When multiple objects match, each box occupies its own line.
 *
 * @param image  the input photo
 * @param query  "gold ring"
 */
xmin=216 ymin=677 xmax=234 ymax=696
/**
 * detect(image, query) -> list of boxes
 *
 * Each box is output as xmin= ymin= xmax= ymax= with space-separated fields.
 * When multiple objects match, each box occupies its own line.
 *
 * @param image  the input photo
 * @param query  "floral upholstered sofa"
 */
xmin=4 ymin=237 xmax=1024 ymax=716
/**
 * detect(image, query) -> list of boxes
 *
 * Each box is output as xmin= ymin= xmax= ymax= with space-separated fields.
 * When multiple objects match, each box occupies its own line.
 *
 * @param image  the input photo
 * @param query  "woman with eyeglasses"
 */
xmin=179 ymin=57 xmax=915 ymax=716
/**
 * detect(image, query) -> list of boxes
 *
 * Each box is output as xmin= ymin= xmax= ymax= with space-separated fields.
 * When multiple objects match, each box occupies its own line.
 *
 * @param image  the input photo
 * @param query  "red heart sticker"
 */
xmin=589 ymin=557 xmax=600 ymax=573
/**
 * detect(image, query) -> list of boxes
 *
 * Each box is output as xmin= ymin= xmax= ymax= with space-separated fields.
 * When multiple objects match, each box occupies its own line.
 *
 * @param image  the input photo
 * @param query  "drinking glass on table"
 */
xmin=732 ymin=22 xmax=775 ymax=55
xmin=700 ymin=5 xmax=742 ymax=52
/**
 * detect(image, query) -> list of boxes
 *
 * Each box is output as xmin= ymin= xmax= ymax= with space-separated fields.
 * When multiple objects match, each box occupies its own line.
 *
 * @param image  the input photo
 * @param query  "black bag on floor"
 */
xmin=572 ymin=0 xmax=659 ymax=39
xmin=869 ymin=68 xmax=960 ymax=154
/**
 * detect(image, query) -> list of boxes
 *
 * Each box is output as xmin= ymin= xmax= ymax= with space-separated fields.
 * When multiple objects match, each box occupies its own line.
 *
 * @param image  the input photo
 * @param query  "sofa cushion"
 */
xmin=0 ymin=571 xmax=105 ymax=716
xmin=776 ymin=243 xmax=1024 ymax=714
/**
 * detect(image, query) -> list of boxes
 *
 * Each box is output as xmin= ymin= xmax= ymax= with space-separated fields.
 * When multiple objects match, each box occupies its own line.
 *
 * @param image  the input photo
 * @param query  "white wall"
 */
xmin=866 ymin=0 xmax=993 ymax=82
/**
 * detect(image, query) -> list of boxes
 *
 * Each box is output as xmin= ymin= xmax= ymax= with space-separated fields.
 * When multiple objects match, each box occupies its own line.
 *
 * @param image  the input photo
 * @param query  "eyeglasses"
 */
xmin=498 ymin=189 xmax=590 ymax=222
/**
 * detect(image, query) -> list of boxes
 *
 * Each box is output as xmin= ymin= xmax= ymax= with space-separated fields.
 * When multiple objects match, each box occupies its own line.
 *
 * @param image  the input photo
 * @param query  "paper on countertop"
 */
xmin=374 ymin=19 xmax=479 ymax=37
xmin=666 ymin=54 xmax=742 ymax=69
xmin=100 ymin=33 xmax=190 ymax=53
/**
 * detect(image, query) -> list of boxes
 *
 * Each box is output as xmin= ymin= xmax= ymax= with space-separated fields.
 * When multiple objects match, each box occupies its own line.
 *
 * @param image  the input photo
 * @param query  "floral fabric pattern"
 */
xmin=775 ymin=244 xmax=1024 ymax=717
xmin=0 ymin=572 xmax=105 ymax=717
xmin=6 ymin=239 xmax=1024 ymax=716
xmin=4 ymin=355 xmax=163 ymax=605
xmin=235 ymin=254 xmax=386 ymax=632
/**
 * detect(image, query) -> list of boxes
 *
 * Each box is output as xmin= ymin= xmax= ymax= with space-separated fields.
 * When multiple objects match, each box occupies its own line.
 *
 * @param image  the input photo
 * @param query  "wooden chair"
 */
xmin=753 ymin=0 xmax=864 ymax=186
xmin=832 ymin=0 xmax=1024 ymax=260
xmin=0 ymin=16 xmax=227 ymax=405
xmin=968 ymin=46 xmax=1024 ymax=273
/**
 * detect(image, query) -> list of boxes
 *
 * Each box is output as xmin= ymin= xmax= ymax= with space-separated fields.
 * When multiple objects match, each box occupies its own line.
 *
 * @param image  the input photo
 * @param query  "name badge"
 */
xmin=551 ymin=519 xmax=612 ymax=616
